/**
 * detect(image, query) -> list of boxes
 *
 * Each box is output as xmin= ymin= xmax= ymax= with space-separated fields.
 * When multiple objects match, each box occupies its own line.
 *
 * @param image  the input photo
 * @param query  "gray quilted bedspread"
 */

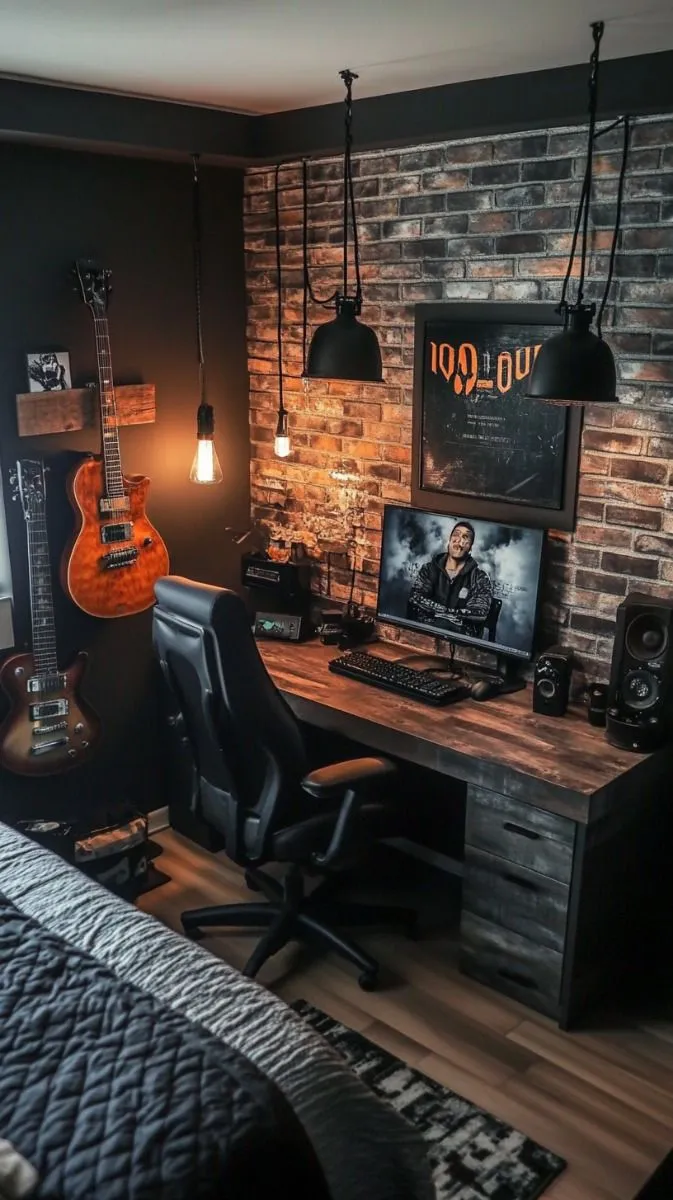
xmin=0 ymin=889 xmax=328 ymax=1199
xmin=0 ymin=823 xmax=434 ymax=1200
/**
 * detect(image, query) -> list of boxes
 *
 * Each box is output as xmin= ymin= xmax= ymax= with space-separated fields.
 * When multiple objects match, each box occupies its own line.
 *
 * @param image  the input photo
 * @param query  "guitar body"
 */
xmin=62 ymin=456 xmax=169 ymax=618
xmin=0 ymin=651 xmax=100 ymax=776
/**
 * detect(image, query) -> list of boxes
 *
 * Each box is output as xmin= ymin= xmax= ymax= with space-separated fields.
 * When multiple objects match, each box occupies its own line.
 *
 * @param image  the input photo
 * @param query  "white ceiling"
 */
xmin=0 ymin=0 xmax=672 ymax=115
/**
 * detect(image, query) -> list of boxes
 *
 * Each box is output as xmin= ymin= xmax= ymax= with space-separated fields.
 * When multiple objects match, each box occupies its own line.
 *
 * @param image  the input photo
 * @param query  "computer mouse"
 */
xmin=471 ymin=678 xmax=501 ymax=702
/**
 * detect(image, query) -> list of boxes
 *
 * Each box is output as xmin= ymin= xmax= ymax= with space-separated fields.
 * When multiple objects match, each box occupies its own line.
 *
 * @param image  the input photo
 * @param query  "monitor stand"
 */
xmin=395 ymin=651 xmax=526 ymax=696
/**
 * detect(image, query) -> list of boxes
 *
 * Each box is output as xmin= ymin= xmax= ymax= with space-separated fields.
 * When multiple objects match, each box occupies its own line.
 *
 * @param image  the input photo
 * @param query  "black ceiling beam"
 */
xmin=252 ymin=49 xmax=673 ymax=162
xmin=0 ymin=76 xmax=253 ymax=164
xmin=2 ymin=49 xmax=673 ymax=167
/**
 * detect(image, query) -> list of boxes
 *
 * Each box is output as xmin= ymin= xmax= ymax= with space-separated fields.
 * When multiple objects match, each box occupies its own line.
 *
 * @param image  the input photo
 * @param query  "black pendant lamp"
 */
xmin=527 ymin=22 xmax=629 ymax=405
xmin=304 ymin=70 xmax=383 ymax=383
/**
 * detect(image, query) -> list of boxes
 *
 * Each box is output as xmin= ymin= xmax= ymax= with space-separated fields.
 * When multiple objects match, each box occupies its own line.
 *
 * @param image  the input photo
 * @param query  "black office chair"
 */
xmin=152 ymin=577 xmax=417 ymax=990
xmin=484 ymin=597 xmax=503 ymax=643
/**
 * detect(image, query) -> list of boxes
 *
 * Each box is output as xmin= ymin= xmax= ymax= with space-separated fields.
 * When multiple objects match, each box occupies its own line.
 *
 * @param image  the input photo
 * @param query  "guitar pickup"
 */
xmin=32 ymin=720 xmax=68 ymax=736
xmin=30 ymin=736 xmax=69 ymax=756
xmin=29 ymin=699 xmax=69 ymax=721
xmin=27 ymin=674 xmax=67 ymax=694
xmin=101 ymin=522 xmax=133 ymax=544
xmin=102 ymin=547 xmax=139 ymax=570
xmin=99 ymin=496 xmax=131 ymax=516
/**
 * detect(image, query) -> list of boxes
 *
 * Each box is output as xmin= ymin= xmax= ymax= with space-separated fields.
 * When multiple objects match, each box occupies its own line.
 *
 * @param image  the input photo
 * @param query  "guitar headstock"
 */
xmin=74 ymin=259 xmax=112 ymax=317
xmin=12 ymin=459 xmax=46 ymax=522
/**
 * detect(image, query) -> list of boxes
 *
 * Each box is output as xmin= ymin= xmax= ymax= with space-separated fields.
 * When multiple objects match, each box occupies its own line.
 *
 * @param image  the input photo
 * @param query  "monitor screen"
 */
xmin=376 ymin=504 xmax=544 ymax=661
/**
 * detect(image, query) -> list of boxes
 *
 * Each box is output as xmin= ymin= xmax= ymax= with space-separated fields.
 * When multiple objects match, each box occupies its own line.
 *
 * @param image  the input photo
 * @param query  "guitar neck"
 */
xmin=26 ymin=507 xmax=58 ymax=677
xmin=92 ymin=313 xmax=125 ymax=499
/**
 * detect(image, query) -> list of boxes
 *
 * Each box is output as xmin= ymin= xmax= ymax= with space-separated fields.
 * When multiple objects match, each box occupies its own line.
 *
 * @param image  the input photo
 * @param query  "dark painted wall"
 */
xmin=0 ymin=142 xmax=250 ymax=824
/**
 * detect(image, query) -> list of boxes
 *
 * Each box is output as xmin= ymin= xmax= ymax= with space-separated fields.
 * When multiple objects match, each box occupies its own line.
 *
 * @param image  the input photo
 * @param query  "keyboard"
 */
xmin=328 ymin=650 xmax=471 ymax=706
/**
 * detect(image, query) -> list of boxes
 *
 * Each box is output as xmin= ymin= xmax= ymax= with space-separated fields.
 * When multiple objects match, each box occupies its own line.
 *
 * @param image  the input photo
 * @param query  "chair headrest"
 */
xmin=154 ymin=575 xmax=248 ymax=635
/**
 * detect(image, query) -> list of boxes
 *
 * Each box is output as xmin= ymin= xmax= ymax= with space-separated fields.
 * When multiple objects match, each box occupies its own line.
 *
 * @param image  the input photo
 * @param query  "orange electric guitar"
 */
xmin=61 ymin=260 xmax=169 ymax=618
xmin=0 ymin=459 xmax=100 ymax=776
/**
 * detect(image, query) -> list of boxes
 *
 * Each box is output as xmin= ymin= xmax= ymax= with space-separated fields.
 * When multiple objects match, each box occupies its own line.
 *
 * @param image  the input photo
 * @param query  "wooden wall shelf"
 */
xmin=16 ymin=383 xmax=155 ymax=437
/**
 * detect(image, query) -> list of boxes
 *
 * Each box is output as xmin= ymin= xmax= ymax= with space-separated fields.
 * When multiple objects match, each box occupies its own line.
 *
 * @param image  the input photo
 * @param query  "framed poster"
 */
xmin=411 ymin=303 xmax=582 ymax=531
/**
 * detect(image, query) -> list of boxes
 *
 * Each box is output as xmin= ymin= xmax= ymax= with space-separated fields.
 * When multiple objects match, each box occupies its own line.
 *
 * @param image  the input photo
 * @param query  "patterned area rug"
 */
xmin=293 ymin=1000 xmax=565 ymax=1200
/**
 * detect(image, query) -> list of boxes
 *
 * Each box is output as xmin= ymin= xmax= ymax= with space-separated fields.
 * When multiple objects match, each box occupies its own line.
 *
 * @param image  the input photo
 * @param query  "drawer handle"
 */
xmin=502 ymin=871 xmax=539 ymax=892
xmin=497 ymin=967 xmax=538 ymax=990
xmin=503 ymin=821 xmax=540 ymax=841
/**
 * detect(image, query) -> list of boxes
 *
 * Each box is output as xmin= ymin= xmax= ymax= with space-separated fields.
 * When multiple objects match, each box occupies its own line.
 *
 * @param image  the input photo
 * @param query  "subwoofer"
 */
xmin=607 ymin=593 xmax=673 ymax=752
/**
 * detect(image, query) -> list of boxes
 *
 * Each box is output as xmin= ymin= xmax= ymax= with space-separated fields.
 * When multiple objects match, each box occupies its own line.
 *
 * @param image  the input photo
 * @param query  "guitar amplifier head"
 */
xmin=242 ymin=552 xmax=312 ymax=615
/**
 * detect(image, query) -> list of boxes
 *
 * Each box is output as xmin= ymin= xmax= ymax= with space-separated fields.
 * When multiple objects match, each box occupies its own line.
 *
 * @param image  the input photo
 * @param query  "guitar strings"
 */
xmin=24 ymin=476 xmax=58 ymax=678
xmin=93 ymin=315 xmax=125 ymax=499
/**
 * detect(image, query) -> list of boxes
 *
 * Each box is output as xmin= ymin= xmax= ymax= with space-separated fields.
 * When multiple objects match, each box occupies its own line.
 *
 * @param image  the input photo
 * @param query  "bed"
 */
xmin=0 ymin=821 xmax=433 ymax=1200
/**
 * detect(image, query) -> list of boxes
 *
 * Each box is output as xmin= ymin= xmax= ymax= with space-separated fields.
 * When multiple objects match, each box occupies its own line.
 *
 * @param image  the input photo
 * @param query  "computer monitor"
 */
xmin=376 ymin=504 xmax=544 ymax=662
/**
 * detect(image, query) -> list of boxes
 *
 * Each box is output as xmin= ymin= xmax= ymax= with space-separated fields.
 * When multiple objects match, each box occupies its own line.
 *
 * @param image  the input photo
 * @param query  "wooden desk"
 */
xmin=259 ymin=640 xmax=673 ymax=1028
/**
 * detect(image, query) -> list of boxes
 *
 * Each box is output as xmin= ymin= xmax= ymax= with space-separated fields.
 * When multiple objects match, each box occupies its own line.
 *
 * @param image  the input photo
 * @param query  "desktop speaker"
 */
xmin=606 ymin=593 xmax=673 ymax=753
xmin=533 ymin=646 xmax=573 ymax=717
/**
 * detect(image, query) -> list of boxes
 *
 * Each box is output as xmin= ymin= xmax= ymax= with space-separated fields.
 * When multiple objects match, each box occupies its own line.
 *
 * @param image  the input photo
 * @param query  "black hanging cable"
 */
xmin=559 ymin=174 xmax=589 ymax=319
xmin=192 ymin=154 xmax=206 ymax=404
xmin=341 ymin=70 xmax=363 ymax=308
xmin=577 ymin=21 xmax=603 ymax=307
xmin=597 ymin=114 xmax=630 ymax=337
xmin=302 ymin=158 xmax=339 ymax=309
xmin=339 ymin=70 xmax=363 ymax=309
xmin=301 ymin=161 xmax=309 ymax=376
xmin=274 ymin=163 xmax=285 ymax=421
xmin=558 ymin=23 xmax=605 ymax=321
xmin=342 ymin=73 xmax=350 ymax=301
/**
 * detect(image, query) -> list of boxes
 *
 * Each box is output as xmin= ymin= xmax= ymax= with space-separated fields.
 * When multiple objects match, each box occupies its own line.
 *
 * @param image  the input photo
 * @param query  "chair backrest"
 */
xmin=485 ymin=597 xmax=503 ymax=642
xmin=152 ymin=576 xmax=308 ymax=865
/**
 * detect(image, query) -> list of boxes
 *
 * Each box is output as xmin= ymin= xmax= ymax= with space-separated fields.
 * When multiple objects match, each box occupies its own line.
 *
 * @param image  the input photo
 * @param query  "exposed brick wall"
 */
xmin=244 ymin=116 xmax=673 ymax=678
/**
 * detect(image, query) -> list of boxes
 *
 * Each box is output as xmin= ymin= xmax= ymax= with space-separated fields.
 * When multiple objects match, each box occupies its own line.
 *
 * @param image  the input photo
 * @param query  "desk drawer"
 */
xmin=463 ymin=846 xmax=569 ymax=953
xmin=460 ymin=911 xmax=562 ymax=1019
xmin=465 ymin=787 xmax=575 ymax=884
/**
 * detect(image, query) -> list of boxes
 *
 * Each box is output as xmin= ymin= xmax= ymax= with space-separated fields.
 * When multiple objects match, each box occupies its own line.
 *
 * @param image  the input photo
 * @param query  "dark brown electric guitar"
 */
xmin=0 ymin=459 xmax=100 ymax=776
xmin=61 ymin=260 xmax=169 ymax=618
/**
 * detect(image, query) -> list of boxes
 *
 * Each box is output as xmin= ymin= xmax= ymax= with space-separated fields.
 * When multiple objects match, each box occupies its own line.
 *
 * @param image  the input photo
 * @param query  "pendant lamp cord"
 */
xmin=558 ymin=23 xmax=630 ymax=338
xmin=597 ymin=113 xmax=630 ymax=337
xmin=576 ymin=21 xmax=603 ymax=307
xmin=340 ymin=68 xmax=363 ymax=309
xmin=274 ymin=162 xmax=285 ymax=418
xmin=301 ymin=68 xmax=364 ymax=338
xmin=558 ymin=22 xmax=603 ymax=320
xmin=302 ymin=159 xmax=339 ymax=310
xmin=191 ymin=154 xmax=206 ymax=404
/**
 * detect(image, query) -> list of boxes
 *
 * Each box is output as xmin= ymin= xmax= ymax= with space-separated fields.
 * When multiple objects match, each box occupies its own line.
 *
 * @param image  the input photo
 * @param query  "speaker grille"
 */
xmin=622 ymin=669 xmax=660 ymax=712
xmin=625 ymin=612 xmax=669 ymax=662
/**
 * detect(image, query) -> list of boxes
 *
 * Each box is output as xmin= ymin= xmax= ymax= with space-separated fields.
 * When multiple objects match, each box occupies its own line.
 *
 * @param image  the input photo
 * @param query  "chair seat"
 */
xmin=271 ymin=802 xmax=389 ymax=863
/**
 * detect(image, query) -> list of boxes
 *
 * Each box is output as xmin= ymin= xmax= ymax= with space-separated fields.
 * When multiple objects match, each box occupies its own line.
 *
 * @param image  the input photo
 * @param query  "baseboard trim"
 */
xmin=148 ymin=806 xmax=170 ymax=835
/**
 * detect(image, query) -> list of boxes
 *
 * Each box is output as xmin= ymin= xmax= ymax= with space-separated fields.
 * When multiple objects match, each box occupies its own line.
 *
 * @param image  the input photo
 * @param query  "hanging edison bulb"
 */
xmin=189 ymin=154 xmax=223 ymax=484
xmin=190 ymin=402 xmax=223 ymax=484
xmin=274 ymin=409 xmax=291 ymax=458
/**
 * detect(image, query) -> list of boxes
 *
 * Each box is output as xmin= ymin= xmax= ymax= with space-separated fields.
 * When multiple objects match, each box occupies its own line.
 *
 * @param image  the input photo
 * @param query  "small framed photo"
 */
xmin=26 ymin=351 xmax=72 ymax=393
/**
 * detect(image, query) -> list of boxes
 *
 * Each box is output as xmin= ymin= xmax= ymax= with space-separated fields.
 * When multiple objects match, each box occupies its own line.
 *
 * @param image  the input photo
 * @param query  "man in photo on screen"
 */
xmin=406 ymin=520 xmax=493 ymax=635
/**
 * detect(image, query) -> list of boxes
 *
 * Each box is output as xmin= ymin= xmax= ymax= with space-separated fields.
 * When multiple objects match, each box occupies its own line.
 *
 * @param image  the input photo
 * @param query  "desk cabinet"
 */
xmin=460 ymin=780 xmax=672 ymax=1028
xmin=461 ymin=786 xmax=573 ymax=1021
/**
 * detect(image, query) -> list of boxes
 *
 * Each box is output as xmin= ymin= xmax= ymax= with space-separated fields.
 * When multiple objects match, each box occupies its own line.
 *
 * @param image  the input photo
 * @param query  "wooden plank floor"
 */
xmin=139 ymin=829 xmax=673 ymax=1200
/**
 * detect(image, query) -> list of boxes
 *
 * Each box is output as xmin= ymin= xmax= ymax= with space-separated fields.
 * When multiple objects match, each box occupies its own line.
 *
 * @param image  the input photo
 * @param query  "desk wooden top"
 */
xmin=258 ymin=640 xmax=667 ymax=825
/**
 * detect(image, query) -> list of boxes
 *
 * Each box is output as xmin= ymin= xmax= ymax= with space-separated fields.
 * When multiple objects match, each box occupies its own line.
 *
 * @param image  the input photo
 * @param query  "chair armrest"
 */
xmin=301 ymin=757 xmax=396 ymax=871
xmin=301 ymin=756 xmax=396 ymax=799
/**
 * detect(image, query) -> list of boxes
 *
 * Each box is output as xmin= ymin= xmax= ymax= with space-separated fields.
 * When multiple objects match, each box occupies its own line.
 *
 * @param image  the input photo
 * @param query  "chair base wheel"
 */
xmin=358 ymin=971 xmax=379 ymax=992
